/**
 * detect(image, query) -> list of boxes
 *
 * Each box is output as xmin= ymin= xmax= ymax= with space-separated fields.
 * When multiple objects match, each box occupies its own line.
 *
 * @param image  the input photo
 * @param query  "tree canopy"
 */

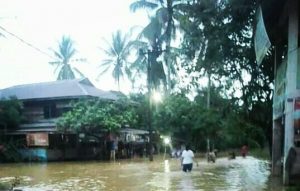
xmin=56 ymin=98 xmax=138 ymax=133
xmin=0 ymin=98 xmax=23 ymax=129
xmin=152 ymin=87 xmax=266 ymax=150
xmin=57 ymin=0 xmax=272 ymax=150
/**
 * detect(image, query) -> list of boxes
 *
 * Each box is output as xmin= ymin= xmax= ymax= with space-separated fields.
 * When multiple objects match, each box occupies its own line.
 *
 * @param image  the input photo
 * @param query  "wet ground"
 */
xmin=0 ymin=156 xmax=286 ymax=191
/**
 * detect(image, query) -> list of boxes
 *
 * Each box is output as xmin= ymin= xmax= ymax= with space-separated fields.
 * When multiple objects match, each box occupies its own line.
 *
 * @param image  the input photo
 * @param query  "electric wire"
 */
xmin=0 ymin=25 xmax=56 ymax=60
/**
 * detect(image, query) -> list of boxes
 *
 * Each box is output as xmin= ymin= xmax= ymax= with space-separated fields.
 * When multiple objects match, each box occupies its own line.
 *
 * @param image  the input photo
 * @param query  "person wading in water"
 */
xmin=181 ymin=145 xmax=194 ymax=172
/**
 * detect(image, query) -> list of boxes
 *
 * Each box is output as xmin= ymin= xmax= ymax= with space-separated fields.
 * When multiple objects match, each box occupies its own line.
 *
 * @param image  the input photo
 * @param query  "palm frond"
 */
xmin=98 ymin=60 xmax=114 ymax=78
xmin=49 ymin=61 xmax=61 ymax=66
xmin=53 ymin=50 xmax=63 ymax=61
xmin=131 ymin=55 xmax=147 ymax=71
xmin=51 ymin=35 xmax=77 ymax=78
xmin=125 ymin=66 xmax=133 ymax=79
xmin=99 ymin=46 xmax=115 ymax=57
xmin=129 ymin=40 xmax=148 ymax=50
xmin=100 ymin=59 xmax=114 ymax=67
xmin=72 ymin=67 xmax=85 ymax=78
xmin=57 ymin=64 xmax=75 ymax=80
xmin=130 ymin=0 xmax=159 ymax=12
xmin=99 ymin=30 xmax=133 ymax=89
xmin=173 ymin=2 xmax=190 ymax=13
xmin=139 ymin=17 xmax=163 ymax=42
xmin=97 ymin=65 xmax=111 ymax=79
xmin=67 ymin=49 xmax=76 ymax=61
xmin=54 ymin=64 xmax=62 ymax=74
xmin=112 ymin=65 xmax=124 ymax=82
xmin=156 ymin=7 xmax=169 ymax=23
xmin=59 ymin=36 xmax=76 ymax=62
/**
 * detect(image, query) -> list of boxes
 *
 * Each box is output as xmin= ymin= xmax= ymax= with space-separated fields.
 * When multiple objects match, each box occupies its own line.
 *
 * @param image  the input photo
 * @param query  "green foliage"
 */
xmin=152 ymin=89 xmax=266 ymax=151
xmin=0 ymin=97 xmax=23 ymax=129
xmin=56 ymin=98 xmax=138 ymax=133
xmin=0 ymin=140 xmax=23 ymax=162
xmin=128 ymin=93 xmax=148 ymax=128
xmin=154 ymin=93 xmax=193 ymax=138
xmin=172 ymin=0 xmax=272 ymax=149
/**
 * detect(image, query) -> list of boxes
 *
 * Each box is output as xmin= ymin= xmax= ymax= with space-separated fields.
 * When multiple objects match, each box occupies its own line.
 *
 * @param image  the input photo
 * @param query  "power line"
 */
xmin=0 ymin=25 xmax=88 ymax=64
xmin=0 ymin=25 xmax=55 ymax=59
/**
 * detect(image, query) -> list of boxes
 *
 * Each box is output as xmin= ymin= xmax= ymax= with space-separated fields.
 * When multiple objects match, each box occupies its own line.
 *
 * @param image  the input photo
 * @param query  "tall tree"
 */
xmin=179 ymin=0 xmax=273 ymax=147
xmin=99 ymin=30 xmax=132 ymax=91
xmin=50 ymin=36 xmax=81 ymax=80
xmin=130 ymin=0 xmax=184 ymax=93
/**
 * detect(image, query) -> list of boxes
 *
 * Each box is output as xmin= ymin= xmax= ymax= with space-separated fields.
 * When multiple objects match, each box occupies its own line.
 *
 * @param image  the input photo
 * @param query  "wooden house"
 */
xmin=0 ymin=78 xmax=119 ymax=161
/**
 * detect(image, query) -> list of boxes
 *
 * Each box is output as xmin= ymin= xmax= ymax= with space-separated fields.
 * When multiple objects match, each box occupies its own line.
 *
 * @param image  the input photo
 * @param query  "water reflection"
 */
xmin=164 ymin=160 xmax=170 ymax=173
xmin=222 ymin=157 xmax=270 ymax=191
xmin=0 ymin=156 xmax=285 ymax=191
xmin=178 ymin=174 xmax=196 ymax=191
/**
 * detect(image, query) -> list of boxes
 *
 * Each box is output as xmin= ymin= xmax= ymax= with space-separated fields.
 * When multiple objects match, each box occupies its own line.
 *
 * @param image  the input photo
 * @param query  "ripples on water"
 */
xmin=0 ymin=156 xmax=284 ymax=191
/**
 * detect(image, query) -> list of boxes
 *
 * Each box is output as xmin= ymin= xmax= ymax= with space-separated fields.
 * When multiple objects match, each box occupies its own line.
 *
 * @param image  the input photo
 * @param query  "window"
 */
xmin=43 ymin=103 xmax=57 ymax=119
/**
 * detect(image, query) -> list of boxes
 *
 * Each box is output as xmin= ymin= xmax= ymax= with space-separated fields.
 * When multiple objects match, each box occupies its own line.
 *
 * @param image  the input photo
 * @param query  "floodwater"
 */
xmin=0 ymin=156 xmax=286 ymax=191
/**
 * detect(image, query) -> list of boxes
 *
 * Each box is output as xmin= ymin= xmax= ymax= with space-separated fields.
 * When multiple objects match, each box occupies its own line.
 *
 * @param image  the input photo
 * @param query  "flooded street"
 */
xmin=0 ymin=156 xmax=284 ymax=191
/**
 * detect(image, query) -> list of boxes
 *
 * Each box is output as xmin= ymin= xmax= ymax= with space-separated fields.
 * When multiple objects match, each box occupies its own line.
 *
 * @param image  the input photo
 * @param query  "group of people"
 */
xmin=179 ymin=144 xmax=249 ymax=172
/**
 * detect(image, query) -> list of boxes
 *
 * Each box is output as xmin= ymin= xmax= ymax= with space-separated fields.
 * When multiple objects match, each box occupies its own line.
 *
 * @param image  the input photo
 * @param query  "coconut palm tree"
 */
xmin=129 ymin=16 xmax=166 ymax=89
xmin=131 ymin=40 xmax=167 ymax=91
xmin=50 ymin=36 xmax=82 ymax=80
xmin=130 ymin=0 xmax=184 ymax=93
xmin=99 ymin=30 xmax=132 ymax=91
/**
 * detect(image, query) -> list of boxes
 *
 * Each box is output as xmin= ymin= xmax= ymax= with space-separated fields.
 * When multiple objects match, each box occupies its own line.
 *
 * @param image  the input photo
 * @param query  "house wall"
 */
xmin=11 ymin=134 xmax=79 ymax=161
xmin=47 ymin=148 xmax=78 ymax=161
xmin=283 ymin=0 xmax=299 ymax=185
xmin=23 ymin=106 xmax=44 ymax=122
xmin=23 ymin=99 xmax=72 ymax=123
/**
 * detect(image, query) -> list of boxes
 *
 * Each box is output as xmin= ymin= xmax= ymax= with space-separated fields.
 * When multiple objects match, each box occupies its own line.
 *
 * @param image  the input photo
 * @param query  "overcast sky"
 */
xmin=0 ymin=0 xmax=148 ymax=93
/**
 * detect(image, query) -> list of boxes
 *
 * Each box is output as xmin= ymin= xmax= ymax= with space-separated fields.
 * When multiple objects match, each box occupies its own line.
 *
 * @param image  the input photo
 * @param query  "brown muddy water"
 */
xmin=0 ymin=156 xmax=286 ymax=191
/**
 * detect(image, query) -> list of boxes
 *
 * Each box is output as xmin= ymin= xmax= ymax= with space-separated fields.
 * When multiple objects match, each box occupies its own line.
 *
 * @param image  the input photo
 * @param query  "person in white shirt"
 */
xmin=181 ymin=145 xmax=194 ymax=172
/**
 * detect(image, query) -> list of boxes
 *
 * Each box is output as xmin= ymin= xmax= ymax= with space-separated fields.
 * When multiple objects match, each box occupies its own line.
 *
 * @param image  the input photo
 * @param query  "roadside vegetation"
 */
xmin=1 ymin=0 xmax=273 ymax=157
xmin=56 ymin=0 xmax=272 ymax=153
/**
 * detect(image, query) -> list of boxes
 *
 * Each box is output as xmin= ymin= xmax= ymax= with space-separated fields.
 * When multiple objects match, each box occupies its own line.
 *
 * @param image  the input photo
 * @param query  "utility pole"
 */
xmin=147 ymin=49 xmax=154 ymax=161
xmin=139 ymin=48 xmax=154 ymax=161
xmin=140 ymin=47 xmax=165 ymax=161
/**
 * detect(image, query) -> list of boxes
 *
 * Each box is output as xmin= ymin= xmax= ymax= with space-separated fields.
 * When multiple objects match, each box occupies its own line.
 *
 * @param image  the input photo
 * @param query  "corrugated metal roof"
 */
xmin=6 ymin=128 xmax=56 ymax=135
xmin=119 ymin=128 xmax=149 ymax=135
xmin=20 ymin=122 xmax=56 ymax=128
xmin=0 ymin=78 xmax=119 ymax=101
